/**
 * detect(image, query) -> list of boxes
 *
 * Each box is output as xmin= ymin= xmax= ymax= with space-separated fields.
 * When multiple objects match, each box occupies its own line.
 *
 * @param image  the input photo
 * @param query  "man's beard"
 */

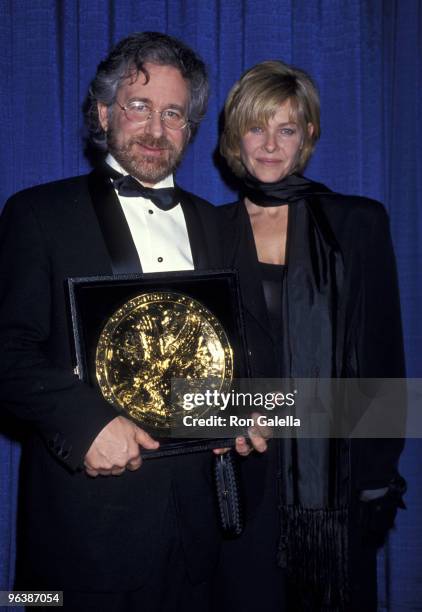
xmin=107 ymin=131 xmax=185 ymax=184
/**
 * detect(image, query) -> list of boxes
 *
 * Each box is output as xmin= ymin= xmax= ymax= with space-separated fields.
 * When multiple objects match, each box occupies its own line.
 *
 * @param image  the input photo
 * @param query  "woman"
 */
xmin=216 ymin=61 xmax=406 ymax=611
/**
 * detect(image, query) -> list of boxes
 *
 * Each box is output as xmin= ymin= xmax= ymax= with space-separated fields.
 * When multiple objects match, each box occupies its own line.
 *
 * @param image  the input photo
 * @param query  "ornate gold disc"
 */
xmin=95 ymin=292 xmax=233 ymax=430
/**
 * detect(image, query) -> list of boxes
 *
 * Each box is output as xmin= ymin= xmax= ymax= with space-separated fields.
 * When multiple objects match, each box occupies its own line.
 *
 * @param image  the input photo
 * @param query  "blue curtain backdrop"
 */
xmin=0 ymin=1 xmax=421 ymax=609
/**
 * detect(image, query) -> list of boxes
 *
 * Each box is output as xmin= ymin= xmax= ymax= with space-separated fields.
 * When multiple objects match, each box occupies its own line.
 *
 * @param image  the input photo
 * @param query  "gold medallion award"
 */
xmin=95 ymin=292 xmax=233 ymax=430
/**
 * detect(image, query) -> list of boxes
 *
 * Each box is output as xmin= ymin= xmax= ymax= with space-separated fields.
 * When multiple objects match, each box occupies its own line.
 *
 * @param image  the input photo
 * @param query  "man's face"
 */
xmin=98 ymin=63 xmax=190 ymax=186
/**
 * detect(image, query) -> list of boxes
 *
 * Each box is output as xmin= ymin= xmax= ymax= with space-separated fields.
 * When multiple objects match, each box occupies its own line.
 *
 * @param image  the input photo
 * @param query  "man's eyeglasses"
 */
xmin=116 ymin=101 xmax=188 ymax=130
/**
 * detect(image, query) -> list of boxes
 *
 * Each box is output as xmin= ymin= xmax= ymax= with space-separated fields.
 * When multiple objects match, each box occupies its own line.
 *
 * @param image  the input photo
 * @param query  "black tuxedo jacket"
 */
xmin=0 ymin=169 xmax=224 ymax=591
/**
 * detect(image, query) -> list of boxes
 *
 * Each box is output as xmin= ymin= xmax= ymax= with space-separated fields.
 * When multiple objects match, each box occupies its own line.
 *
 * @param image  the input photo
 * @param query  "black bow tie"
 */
xmin=113 ymin=175 xmax=179 ymax=211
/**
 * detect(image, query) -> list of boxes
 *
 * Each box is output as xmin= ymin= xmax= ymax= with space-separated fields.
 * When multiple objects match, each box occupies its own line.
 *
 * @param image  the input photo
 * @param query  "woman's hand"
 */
xmin=213 ymin=412 xmax=272 ymax=456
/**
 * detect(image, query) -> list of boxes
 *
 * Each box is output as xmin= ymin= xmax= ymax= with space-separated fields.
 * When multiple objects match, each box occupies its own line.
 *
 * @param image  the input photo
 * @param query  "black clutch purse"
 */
xmin=214 ymin=452 xmax=243 ymax=537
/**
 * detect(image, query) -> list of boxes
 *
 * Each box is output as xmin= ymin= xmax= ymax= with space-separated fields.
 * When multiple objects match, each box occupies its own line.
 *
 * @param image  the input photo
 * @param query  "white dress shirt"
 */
xmin=106 ymin=154 xmax=194 ymax=273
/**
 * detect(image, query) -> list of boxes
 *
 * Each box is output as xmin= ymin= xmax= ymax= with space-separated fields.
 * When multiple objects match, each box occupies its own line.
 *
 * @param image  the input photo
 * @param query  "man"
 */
xmin=0 ymin=32 xmax=262 ymax=611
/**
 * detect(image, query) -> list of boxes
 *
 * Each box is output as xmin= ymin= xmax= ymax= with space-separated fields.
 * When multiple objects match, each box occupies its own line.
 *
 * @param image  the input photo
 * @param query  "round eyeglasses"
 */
xmin=116 ymin=101 xmax=188 ymax=130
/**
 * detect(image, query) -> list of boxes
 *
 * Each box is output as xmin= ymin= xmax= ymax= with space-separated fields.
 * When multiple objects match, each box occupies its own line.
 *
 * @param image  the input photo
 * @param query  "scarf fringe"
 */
xmin=277 ymin=505 xmax=349 ymax=611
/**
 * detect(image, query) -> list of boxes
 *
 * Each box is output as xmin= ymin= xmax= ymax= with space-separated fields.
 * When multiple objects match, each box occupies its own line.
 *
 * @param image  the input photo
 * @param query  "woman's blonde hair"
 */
xmin=220 ymin=60 xmax=321 ymax=177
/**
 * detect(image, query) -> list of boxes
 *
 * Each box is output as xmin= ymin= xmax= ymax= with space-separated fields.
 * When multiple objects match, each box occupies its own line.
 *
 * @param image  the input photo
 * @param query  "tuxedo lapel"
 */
xmin=178 ymin=189 xmax=211 ymax=270
xmin=87 ymin=168 xmax=142 ymax=274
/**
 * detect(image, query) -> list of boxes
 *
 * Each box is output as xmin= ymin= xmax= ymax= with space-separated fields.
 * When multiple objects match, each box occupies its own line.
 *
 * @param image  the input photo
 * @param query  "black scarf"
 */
xmin=242 ymin=170 xmax=331 ymax=205
xmin=243 ymin=173 xmax=350 ymax=610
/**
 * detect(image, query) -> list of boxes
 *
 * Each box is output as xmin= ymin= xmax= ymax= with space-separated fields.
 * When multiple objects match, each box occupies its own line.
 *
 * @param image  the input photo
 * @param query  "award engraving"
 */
xmin=96 ymin=292 xmax=233 ymax=430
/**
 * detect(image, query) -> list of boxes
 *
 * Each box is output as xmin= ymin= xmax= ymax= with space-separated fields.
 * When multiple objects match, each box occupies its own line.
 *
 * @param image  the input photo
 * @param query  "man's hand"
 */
xmin=213 ymin=412 xmax=271 ymax=457
xmin=84 ymin=415 xmax=159 ymax=477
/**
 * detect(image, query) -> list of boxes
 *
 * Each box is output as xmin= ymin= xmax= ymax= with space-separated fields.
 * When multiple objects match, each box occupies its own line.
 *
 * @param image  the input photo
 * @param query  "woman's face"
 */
xmin=239 ymin=99 xmax=308 ymax=182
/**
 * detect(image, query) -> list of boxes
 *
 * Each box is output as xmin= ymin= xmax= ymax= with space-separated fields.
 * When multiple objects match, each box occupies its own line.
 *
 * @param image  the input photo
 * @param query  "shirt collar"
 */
xmin=105 ymin=153 xmax=175 ymax=189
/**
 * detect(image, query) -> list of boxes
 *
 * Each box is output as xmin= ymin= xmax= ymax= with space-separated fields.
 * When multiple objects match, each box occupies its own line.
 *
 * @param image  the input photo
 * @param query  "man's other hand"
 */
xmin=84 ymin=416 xmax=159 ymax=477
